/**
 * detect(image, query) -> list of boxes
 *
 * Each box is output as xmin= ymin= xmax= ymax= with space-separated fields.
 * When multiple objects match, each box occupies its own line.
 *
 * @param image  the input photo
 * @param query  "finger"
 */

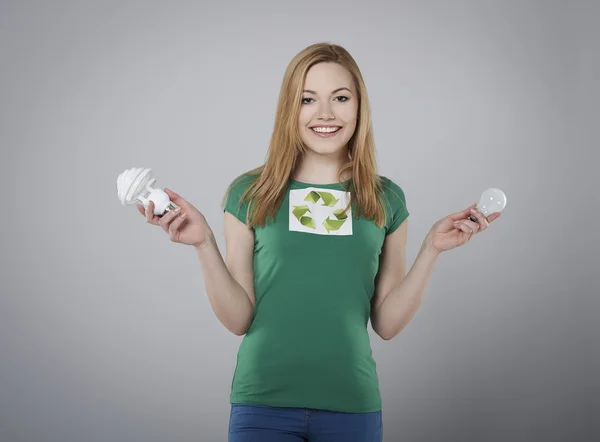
xmin=159 ymin=208 xmax=181 ymax=232
xmin=164 ymin=188 xmax=188 ymax=208
xmin=453 ymin=221 xmax=471 ymax=234
xmin=488 ymin=212 xmax=502 ymax=223
xmin=449 ymin=203 xmax=478 ymax=221
xmin=469 ymin=208 xmax=490 ymax=231
xmin=145 ymin=201 xmax=160 ymax=225
xmin=168 ymin=211 xmax=187 ymax=241
xmin=453 ymin=219 xmax=478 ymax=234
xmin=464 ymin=218 xmax=480 ymax=233
xmin=453 ymin=222 xmax=470 ymax=234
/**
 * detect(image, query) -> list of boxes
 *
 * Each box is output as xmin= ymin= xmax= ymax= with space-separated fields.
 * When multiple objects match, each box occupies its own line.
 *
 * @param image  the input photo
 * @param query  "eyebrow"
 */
xmin=302 ymin=87 xmax=352 ymax=95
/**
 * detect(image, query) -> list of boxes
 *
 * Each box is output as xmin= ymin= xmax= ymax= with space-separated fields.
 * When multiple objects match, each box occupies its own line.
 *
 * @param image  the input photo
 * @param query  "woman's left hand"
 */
xmin=424 ymin=203 xmax=502 ymax=254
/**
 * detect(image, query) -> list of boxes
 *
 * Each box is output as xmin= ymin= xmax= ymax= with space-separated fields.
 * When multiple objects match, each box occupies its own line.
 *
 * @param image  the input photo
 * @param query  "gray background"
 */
xmin=1 ymin=0 xmax=597 ymax=441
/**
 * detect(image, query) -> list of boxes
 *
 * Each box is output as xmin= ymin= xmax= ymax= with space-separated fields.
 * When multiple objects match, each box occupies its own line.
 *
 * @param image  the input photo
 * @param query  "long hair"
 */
xmin=222 ymin=42 xmax=390 ymax=228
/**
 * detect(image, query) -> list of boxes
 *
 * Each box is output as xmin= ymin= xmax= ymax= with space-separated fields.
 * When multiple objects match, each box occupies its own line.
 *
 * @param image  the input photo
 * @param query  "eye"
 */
xmin=302 ymin=96 xmax=349 ymax=105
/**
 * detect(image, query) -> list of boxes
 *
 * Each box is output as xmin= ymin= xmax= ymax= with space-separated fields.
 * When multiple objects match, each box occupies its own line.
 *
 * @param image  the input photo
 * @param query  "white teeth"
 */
xmin=311 ymin=127 xmax=340 ymax=133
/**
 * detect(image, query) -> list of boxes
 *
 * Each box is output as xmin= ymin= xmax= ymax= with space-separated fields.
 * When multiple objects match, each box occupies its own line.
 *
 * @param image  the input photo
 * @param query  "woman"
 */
xmin=138 ymin=43 xmax=501 ymax=442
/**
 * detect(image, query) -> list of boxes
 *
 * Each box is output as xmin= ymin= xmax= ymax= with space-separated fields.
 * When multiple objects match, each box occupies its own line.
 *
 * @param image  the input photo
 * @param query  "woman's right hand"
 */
xmin=137 ymin=188 xmax=212 ymax=248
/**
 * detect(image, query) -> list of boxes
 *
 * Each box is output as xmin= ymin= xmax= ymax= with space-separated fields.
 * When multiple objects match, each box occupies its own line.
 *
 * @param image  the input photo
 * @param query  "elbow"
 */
xmin=373 ymin=324 xmax=394 ymax=341
xmin=372 ymin=313 xmax=408 ymax=341
xmin=374 ymin=323 xmax=401 ymax=341
xmin=221 ymin=304 xmax=254 ymax=336
xmin=381 ymin=325 xmax=407 ymax=341
xmin=377 ymin=330 xmax=394 ymax=341
xmin=228 ymin=316 xmax=253 ymax=336
xmin=228 ymin=322 xmax=250 ymax=336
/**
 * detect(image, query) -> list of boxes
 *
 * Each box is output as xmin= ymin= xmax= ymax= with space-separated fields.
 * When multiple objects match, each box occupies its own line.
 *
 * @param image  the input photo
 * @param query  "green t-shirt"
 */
xmin=223 ymin=174 xmax=409 ymax=413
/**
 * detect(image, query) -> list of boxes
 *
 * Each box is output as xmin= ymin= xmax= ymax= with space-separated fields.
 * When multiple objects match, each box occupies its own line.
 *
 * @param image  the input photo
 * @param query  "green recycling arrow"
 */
xmin=323 ymin=216 xmax=346 ymax=233
xmin=332 ymin=208 xmax=348 ymax=220
xmin=304 ymin=191 xmax=339 ymax=207
xmin=300 ymin=216 xmax=316 ymax=229
xmin=292 ymin=204 xmax=316 ymax=229
xmin=292 ymin=205 xmax=311 ymax=219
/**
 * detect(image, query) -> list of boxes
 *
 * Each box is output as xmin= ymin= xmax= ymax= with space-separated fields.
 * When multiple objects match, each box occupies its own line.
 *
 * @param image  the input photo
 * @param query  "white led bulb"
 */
xmin=469 ymin=188 xmax=507 ymax=222
xmin=116 ymin=167 xmax=178 ymax=216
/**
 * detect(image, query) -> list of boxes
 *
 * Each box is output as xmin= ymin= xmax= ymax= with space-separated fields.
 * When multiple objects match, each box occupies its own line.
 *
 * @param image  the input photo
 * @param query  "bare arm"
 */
xmin=194 ymin=212 xmax=256 ymax=336
xmin=371 ymin=203 xmax=498 ymax=340
xmin=371 ymin=219 xmax=440 ymax=340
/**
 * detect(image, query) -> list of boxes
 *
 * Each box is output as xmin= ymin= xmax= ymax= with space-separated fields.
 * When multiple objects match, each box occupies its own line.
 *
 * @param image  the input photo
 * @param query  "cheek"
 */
xmin=298 ymin=108 xmax=311 ymax=126
xmin=340 ymin=115 xmax=358 ymax=140
xmin=298 ymin=111 xmax=312 ymax=140
xmin=340 ymin=103 xmax=358 ymax=124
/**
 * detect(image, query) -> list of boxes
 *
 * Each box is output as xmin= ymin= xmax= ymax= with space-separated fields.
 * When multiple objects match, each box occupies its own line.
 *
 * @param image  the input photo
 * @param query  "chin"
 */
xmin=301 ymin=138 xmax=347 ymax=155
xmin=304 ymin=143 xmax=347 ymax=156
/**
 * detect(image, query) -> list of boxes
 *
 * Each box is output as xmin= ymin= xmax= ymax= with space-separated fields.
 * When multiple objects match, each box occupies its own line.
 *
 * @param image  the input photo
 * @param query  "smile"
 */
xmin=310 ymin=126 xmax=342 ymax=138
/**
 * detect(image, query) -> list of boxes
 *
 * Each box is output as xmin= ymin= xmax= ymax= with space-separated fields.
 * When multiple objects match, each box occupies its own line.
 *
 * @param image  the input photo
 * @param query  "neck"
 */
xmin=293 ymin=147 xmax=351 ymax=184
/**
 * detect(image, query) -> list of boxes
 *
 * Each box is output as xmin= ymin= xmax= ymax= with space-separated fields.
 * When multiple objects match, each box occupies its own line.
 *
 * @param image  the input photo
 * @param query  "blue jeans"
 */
xmin=228 ymin=404 xmax=383 ymax=442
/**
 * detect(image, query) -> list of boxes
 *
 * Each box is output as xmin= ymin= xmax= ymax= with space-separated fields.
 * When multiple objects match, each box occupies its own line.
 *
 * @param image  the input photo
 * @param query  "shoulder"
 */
xmin=223 ymin=171 xmax=261 ymax=212
xmin=378 ymin=175 xmax=409 ymax=234
xmin=378 ymin=175 xmax=407 ymax=203
xmin=229 ymin=171 xmax=259 ymax=187
xmin=223 ymin=171 xmax=261 ymax=225
xmin=226 ymin=171 xmax=260 ymax=196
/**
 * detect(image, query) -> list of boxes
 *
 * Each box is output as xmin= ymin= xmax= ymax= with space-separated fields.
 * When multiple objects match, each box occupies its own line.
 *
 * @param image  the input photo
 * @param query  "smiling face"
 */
xmin=298 ymin=62 xmax=359 ymax=157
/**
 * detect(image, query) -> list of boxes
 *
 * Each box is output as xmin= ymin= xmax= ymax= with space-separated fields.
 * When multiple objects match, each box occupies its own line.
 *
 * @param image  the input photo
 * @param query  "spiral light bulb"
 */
xmin=469 ymin=188 xmax=507 ymax=223
xmin=116 ymin=167 xmax=178 ymax=216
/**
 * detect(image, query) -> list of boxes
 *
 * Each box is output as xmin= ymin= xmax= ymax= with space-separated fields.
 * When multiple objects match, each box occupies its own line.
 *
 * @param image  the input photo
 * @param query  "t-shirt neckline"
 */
xmin=289 ymin=178 xmax=352 ymax=189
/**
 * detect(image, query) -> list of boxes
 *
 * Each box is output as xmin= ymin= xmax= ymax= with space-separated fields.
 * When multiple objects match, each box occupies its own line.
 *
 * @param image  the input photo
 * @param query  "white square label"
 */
xmin=289 ymin=187 xmax=353 ymax=236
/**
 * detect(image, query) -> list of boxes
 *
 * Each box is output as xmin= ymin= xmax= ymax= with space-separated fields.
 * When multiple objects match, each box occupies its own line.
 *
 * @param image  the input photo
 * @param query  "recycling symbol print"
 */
xmin=290 ymin=188 xmax=353 ymax=235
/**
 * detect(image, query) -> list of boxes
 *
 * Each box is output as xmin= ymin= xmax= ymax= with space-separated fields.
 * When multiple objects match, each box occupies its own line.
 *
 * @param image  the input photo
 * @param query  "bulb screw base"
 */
xmin=161 ymin=202 xmax=180 ymax=216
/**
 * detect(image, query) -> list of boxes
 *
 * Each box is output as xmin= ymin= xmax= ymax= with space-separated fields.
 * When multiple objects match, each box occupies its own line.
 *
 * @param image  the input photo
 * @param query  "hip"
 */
xmin=228 ymin=404 xmax=383 ymax=442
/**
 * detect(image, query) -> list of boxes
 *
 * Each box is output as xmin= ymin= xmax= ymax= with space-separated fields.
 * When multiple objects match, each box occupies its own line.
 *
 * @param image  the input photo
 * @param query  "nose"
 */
xmin=317 ymin=102 xmax=335 ymax=120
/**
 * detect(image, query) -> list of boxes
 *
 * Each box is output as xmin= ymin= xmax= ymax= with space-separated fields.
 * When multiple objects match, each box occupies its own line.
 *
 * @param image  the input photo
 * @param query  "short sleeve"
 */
xmin=382 ymin=176 xmax=409 ymax=235
xmin=223 ymin=174 xmax=255 ymax=225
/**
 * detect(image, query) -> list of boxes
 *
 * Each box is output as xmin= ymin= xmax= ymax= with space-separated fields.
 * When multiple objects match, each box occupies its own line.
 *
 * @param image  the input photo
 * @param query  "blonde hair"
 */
xmin=222 ymin=42 xmax=390 ymax=228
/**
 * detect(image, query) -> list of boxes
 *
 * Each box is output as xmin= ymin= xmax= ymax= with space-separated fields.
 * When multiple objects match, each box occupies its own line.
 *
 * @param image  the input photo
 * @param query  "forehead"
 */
xmin=304 ymin=62 xmax=353 ymax=90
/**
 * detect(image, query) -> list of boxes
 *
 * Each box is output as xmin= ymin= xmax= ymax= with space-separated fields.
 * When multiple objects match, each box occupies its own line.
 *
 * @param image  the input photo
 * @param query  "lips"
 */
xmin=309 ymin=126 xmax=343 ymax=138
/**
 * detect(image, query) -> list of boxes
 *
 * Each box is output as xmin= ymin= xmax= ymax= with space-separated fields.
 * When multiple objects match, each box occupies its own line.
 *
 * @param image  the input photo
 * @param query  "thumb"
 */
xmin=164 ymin=188 xmax=187 ymax=206
xmin=449 ymin=203 xmax=477 ymax=221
